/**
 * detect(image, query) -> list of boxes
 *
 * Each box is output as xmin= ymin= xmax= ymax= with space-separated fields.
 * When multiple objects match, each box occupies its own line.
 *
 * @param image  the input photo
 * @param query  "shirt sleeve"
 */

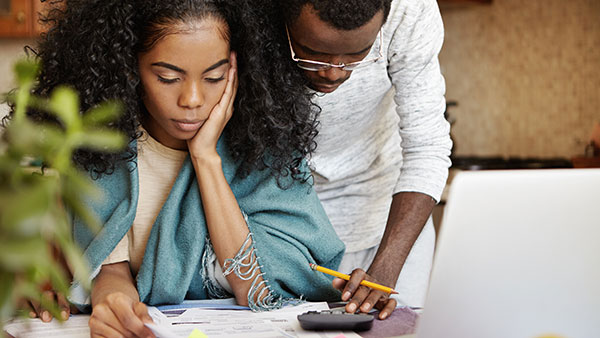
xmin=102 ymin=233 xmax=130 ymax=265
xmin=388 ymin=0 xmax=452 ymax=202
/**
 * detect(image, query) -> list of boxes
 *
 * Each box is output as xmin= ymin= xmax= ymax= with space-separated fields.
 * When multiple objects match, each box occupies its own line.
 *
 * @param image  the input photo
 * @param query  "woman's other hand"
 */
xmin=90 ymin=262 xmax=154 ymax=337
xmin=89 ymin=292 xmax=155 ymax=338
xmin=22 ymin=287 xmax=78 ymax=322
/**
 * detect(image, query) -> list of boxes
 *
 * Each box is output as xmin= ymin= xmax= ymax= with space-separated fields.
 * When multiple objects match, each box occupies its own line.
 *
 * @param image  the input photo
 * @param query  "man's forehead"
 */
xmin=289 ymin=4 xmax=383 ymax=55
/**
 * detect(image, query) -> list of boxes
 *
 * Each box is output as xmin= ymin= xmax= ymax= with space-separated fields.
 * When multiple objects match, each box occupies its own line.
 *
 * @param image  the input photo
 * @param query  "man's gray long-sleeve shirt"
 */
xmin=310 ymin=0 xmax=452 ymax=252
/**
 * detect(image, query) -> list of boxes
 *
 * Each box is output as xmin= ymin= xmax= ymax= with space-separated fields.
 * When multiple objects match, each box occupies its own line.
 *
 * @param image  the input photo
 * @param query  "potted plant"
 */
xmin=0 ymin=59 xmax=126 ymax=331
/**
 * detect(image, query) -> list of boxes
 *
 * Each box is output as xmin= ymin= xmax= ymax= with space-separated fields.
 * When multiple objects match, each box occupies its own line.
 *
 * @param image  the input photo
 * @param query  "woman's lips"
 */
xmin=173 ymin=119 xmax=204 ymax=132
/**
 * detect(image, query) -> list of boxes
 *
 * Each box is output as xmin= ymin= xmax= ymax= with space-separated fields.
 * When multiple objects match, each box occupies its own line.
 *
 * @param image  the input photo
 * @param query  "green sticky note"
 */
xmin=188 ymin=328 xmax=208 ymax=338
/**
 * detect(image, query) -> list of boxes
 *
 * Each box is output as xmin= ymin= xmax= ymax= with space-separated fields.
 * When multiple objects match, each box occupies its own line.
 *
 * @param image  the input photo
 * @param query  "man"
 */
xmin=282 ymin=0 xmax=451 ymax=319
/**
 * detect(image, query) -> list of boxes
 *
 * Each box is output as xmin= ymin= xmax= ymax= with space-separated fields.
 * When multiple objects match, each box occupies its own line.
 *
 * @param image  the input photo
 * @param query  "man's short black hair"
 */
xmin=283 ymin=0 xmax=392 ymax=30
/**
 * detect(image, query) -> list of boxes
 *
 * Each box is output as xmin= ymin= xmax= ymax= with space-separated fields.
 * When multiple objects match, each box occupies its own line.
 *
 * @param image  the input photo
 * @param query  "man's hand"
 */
xmin=332 ymin=269 xmax=397 ymax=320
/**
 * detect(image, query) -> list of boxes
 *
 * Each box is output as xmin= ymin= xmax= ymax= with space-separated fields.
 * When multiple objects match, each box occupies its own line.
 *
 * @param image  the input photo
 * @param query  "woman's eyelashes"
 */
xmin=205 ymin=75 xmax=225 ymax=83
xmin=156 ymin=74 xmax=225 ymax=84
xmin=157 ymin=75 xmax=179 ymax=84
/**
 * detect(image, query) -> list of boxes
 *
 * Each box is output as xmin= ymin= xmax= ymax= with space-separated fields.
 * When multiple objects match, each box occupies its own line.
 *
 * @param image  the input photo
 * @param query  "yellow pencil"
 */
xmin=309 ymin=263 xmax=398 ymax=294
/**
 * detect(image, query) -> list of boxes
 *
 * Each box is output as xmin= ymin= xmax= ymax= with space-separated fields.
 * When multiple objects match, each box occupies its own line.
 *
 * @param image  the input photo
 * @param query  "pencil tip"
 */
xmin=309 ymin=263 xmax=315 ymax=269
xmin=391 ymin=290 xmax=399 ymax=294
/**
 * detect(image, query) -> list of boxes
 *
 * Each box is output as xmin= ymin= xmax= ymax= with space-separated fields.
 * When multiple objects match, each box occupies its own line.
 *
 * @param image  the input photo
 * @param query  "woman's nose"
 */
xmin=178 ymin=80 xmax=204 ymax=109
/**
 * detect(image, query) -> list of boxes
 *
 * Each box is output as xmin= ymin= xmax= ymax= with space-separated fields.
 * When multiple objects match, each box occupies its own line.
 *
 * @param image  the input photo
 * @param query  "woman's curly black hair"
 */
xmin=6 ymin=0 xmax=318 ymax=182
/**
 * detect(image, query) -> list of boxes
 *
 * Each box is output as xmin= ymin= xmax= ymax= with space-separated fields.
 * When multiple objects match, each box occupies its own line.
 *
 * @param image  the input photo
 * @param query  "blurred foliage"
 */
xmin=0 ymin=59 xmax=126 ymax=331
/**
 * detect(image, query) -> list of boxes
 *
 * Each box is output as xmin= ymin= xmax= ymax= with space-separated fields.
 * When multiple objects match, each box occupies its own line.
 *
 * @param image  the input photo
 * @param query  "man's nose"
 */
xmin=318 ymin=64 xmax=349 ymax=83
xmin=178 ymin=80 xmax=204 ymax=109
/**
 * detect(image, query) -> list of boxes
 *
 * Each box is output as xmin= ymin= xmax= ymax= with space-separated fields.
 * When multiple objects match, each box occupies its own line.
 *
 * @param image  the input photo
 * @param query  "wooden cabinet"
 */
xmin=438 ymin=0 xmax=492 ymax=3
xmin=0 ymin=0 xmax=48 ymax=37
xmin=438 ymin=0 xmax=492 ymax=10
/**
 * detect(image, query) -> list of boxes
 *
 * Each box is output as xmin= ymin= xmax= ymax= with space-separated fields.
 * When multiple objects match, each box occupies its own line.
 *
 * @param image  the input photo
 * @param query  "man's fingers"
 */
xmin=345 ymin=285 xmax=371 ymax=313
xmin=376 ymin=298 xmax=397 ymax=320
xmin=331 ymin=277 xmax=346 ymax=291
xmin=360 ymin=289 xmax=389 ymax=313
xmin=341 ymin=268 xmax=368 ymax=301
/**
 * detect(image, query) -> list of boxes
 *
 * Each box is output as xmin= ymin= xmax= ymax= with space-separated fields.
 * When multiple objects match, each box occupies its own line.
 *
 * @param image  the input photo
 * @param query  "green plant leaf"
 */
xmin=0 ymin=271 xmax=15 ymax=326
xmin=49 ymin=86 xmax=80 ymax=131
xmin=59 ymin=239 xmax=91 ymax=290
xmin=82 ymin=101 xmax=123 ymax=126
xmin=0 ymin=181 xmax=52 ymax=236
xmin=75 ymin=129 xmax=127 ymax=152
xmin=1 ymin=58 xmax=126 ymax=324
xmin=0 ymin=238 xmax=47 ymax=271
xmin=62 ymin=168 xmax=102 ymax=201
xmin=14 ymin=59 xmax=40 ymax=85
xmin=47 ymin=260 xmax=70 ymax=296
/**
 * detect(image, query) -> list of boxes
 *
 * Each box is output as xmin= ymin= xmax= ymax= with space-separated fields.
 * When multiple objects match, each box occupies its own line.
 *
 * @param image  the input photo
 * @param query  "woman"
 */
xmin=18 ymin=0 xmax=345 ymax=336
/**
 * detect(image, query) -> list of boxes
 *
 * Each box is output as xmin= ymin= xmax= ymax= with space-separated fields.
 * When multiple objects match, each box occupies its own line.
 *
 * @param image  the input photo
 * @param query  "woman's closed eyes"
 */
xmin=156 ymin=74 xmax=225 ymax=84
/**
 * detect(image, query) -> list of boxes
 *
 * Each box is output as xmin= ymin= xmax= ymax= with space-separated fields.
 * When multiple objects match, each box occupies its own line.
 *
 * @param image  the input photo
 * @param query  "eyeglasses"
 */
xmin=286 ymin=25 xmax=383 ymax=72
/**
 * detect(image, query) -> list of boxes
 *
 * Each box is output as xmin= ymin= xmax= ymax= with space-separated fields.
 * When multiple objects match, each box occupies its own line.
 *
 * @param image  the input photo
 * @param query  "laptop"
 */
xmin=416 ymin=169 xmax=600 ymax=338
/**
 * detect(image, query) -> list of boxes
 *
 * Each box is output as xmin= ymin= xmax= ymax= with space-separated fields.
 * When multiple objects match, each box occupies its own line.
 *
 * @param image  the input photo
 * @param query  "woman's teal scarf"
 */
xmin=70 ymin=137 xmax=345 ymax=311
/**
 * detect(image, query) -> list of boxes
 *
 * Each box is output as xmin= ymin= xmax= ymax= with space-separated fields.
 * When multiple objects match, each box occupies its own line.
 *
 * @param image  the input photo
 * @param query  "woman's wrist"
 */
xmin=191 ymin=152 xmax=222 ymax=171
xmin=91 ymin=262 xmax=139 ymax=307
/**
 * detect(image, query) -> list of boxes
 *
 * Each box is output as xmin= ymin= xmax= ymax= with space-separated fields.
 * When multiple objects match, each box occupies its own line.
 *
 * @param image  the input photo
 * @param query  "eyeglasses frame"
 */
xmin=285 ymin=25 xmax=384 ymax=72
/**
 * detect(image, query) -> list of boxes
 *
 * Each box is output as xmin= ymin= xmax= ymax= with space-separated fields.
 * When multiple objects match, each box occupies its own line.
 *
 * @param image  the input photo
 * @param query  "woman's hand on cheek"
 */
xmin=89 ymin=292 xmax=155 ymax=338
xmin=188 ymin=51 xmax=238 ymax=160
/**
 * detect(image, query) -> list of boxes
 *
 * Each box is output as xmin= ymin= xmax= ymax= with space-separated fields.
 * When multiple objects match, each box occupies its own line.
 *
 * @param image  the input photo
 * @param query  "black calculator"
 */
xmin=297 ymin=308 xmax=374 ymax=331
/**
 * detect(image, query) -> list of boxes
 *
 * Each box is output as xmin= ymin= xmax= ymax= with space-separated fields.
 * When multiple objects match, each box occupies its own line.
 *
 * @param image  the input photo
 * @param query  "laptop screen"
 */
xmin=417 ymin=169 xmax=600 ymax=338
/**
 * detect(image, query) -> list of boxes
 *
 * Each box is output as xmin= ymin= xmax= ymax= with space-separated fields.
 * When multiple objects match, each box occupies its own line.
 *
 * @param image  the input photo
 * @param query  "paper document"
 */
xmin=4 ymin=301 xmax=361 ymax=338
xmin=148 ymin=302 xmax=360 ymax=338
xmin=4 ymin=315 xmax=90 ymax=338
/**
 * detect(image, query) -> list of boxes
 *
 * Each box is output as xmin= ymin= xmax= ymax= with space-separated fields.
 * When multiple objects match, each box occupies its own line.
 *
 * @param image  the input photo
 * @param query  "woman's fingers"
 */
xmin=17 ymin=298 xmax=37 ymax=319
xmin=212 ymin=50 xmax=237 ymax=124
xmin=89 ymin=320 xmax=125 ymax=338
xmin=89 ymin=307 xmax=128 ymax=338
xmin=90 ymin=302 xmax=134 ymax=338
xmin=133 ymin=302 xmax=156 ymax=338
xmin=32 ymin=290 xmax=55 ymax=322
xmin=224 ymin=51 xmax=238 ymax=121
xmin=187 ymin=50 xmax=238 ymax=156
xmin=111 ymin=297 xmax=154 ymax=338
xmin=28 ymin=290 xmax=71 ymax=322
xmin=56 ymin=292 xmax=70 ymax=320
xmin=133 ymin=301 xmax=153 ymax=323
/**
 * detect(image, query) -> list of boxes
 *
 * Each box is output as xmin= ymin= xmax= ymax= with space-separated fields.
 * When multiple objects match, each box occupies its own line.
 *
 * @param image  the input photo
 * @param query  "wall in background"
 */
xmin=439 ymin=0 xmax=600 ymax=158
xmin=0 ymin=38 xmax=34 ymax=118
xmin=3 ymin=0 xmax=600 ymax=159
